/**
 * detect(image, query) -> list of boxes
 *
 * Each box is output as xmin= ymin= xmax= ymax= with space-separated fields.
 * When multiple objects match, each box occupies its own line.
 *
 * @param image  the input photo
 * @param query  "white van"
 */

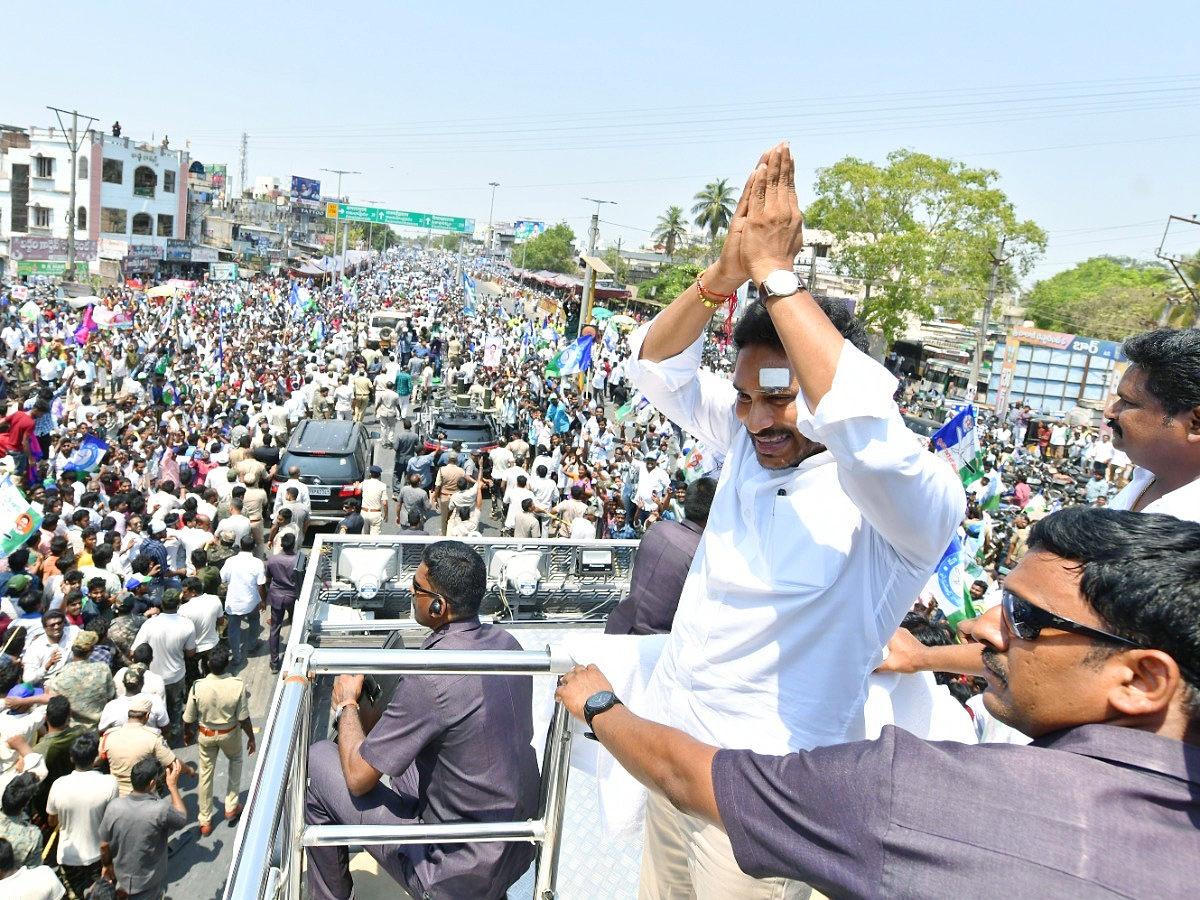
xmin=366 ymin=309 xmax=411 ymax=349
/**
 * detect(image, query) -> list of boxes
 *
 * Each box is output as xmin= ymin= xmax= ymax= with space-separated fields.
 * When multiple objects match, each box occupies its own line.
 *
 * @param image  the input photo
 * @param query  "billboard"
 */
xmin=11 ymin=237 xmax=98 ymax=262
xmin=165 ymin=239 xmax=191 ymax=261
xmin=210 ymin=263 xmax=239 ymax=281
xmin=514 ymin=220 xmax=546 ymax=241
xmin=205 ymin=164 xmax=227 ymax=189
xmin=291 ymin=176 xmax=322 ymax=207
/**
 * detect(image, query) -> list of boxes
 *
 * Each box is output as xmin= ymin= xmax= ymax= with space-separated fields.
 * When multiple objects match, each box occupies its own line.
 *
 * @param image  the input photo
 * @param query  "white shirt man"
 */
xmin=626 ymin=323 xmax=962 ymax=754
xmin=46 ymin=758 xmax=120 ymax=875
xmin=632 ymin=456 xmax=670 ymax=512
xmin=98 ymin=691 xmax=170 ymax=733
xmin=132 ymin=611 xmax=196 ymax=688
xmin=273 ymin=474 xmax=312 ymax=515
xmin=23 ymin=620 xmax=80 ymax=685
xmin=178 ymin=589 xmax=224 ymax=654
xmin=221 ymin=548 xmax=266 ymax=616
xmin=113 ymin=666 xmax=167 ymax=703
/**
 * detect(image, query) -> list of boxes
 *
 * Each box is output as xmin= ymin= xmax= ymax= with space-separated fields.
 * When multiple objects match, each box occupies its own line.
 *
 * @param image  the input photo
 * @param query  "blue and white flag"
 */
xmin=63 ymin=434 xmax=109 ymax=472
xmin=931 ymin=405 xmax=984 ymax=488
xmin=462 ymin=273 xmax=477 ymax=316
xmin=602 ymin=325 xmax=617 ymax=353
xmin=546 ymin=335 xmax=594 ymax=378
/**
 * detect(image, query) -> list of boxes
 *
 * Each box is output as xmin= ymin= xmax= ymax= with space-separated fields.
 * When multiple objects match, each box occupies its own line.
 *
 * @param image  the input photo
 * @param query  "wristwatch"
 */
xmin=583 ymin=690 xmax=623 ymax=730
xmin=759 ymin=269 xmax=803 ymax=299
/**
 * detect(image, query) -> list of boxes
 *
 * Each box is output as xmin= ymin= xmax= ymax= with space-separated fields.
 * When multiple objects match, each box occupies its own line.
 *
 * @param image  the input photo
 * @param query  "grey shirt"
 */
xmin=397 ymin=485 xmax=431 ymax=523
xmin=99 ymin=792 xmax=187 ymax=896
xmin=359 ymin=617 xmax=539 ymax=900
xmin=714 ymin=723 xmax=1200 ymax=899
xmin=605 ymin=519 xmax=703 ymax=635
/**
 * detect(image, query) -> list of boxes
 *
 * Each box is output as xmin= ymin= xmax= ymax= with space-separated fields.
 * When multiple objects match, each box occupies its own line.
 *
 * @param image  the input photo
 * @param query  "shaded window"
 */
xmin=35 ymin=156 xmax=53 ymax=178
xmin=78 ymin=158 xmax=88 ymax=179
xmin=157 ymin=214 xmax=173 ymax=236
xmin=101 ymin=207 xmax=127 ymax=233
xmin=164 ymin=171 xmax=176 ymax=193
xmin=131 ymin=213 xmax=153 ymax=235
xmin=102 ymin=159 xmax=123 ymax=184
xmin=133 ymin=166 xmax=156 ymax=198
xmin=32 ymin=206 xmax=51 ymax=227
xmin=76 ymin=206 xmax=87 ymax=230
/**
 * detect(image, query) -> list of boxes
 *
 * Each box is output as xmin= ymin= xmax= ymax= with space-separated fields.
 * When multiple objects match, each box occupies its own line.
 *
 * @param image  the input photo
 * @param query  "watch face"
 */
xmin=585 ymin=690 xmax=617 ymax=715
xmin=764 ymin=270 xmax=800 ymax=297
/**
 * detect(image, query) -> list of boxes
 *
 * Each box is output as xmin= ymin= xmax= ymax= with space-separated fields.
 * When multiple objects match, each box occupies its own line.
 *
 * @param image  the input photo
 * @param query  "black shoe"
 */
xmin=269 ymin=661 xmax=281 ymax=673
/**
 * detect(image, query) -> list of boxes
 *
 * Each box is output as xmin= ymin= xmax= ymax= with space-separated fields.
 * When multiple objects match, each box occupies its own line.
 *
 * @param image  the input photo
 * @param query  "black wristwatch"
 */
xmin=583 ymin=690 xmax=623 ymax=731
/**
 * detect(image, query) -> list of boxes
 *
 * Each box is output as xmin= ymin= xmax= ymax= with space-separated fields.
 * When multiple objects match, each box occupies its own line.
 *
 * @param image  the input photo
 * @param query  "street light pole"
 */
xmin=486 ymin=182 xmax=500 ymax=255
xmin=579 ymin=197 xmax=616 ymax=337
xmin=321 ymin=167 xmax=360 ymax=281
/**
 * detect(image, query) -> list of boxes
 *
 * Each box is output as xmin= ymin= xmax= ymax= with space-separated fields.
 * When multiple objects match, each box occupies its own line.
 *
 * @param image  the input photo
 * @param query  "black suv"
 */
xmin=420 ymin=413 xmax=501 ymax=455
xmin=274 ymin=419 xmax=372 ymax=525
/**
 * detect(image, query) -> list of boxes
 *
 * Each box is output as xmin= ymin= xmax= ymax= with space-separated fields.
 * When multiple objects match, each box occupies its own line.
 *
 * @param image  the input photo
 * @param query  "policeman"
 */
xmin=359 ymin=465 xmax=389 ymax=535
xmin=100 ymin=697 xmax=184 ymax=796
xmin=183 ymin=644 xmax=256 ymax=836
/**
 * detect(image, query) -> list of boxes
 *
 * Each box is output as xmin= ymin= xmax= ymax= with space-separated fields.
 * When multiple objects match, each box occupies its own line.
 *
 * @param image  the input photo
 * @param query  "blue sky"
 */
xmin=9 ymin=1 xmax=1199 ymax=284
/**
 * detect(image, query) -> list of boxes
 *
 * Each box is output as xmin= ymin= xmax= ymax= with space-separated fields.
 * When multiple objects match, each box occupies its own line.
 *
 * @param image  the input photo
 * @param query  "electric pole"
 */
xmin=580 ymin=197 xmax=616 ymax=337
xmin=486 ymin=182 xmax=500 ymax=254
xmin=238 ymin=133 xmax=248 ymax=200
xmin=47 ymin=105 xmax=97 ymax=282
xmin=320 ymin=167 xmax=360 ymax=281
xmin=614 ymin=237 xmax=622 ymax=285
xmin=969 ymin=237 xmax=1009 ymax=405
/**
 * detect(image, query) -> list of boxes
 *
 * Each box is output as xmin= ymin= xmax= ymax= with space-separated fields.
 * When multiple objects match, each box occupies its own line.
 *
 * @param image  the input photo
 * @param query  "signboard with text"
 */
xmin=165 ymin=239 xmax=191 ymax=261
xmin=16 ymin=261 xmax=84 ymax=276
xmin=210 ymin=263 xmax=240 ymax=281
xmin=325 ymin=203 xmax=474 ymax=234
xmin=11 ymin=236 xmax=97 ymax=262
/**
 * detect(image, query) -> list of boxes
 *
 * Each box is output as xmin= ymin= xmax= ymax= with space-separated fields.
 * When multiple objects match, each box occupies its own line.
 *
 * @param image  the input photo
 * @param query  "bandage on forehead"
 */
xmin=758 ymin=367 xmax=792 ymax=393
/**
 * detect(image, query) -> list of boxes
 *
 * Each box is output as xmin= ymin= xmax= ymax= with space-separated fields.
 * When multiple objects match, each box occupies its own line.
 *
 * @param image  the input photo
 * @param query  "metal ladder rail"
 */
xmin=223 ymin=644 xmax=576 ymax=900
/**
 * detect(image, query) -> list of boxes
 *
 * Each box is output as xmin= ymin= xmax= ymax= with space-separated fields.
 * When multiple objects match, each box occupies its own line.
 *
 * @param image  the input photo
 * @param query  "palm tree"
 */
xmin=652 ymin=206 xmax=688 ymax=259
xmin=691 ymin=179 xmax=736 ymax=244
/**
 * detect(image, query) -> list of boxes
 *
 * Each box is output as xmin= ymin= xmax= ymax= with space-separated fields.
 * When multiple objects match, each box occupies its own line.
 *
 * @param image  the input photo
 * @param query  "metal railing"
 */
xmin=223 ymin=558 xmax=580 ymax=900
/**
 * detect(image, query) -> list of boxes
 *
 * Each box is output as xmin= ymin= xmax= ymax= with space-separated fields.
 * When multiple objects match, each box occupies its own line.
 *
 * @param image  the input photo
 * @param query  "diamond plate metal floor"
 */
xmin=509 ymin=626 xmax=643 ymax=900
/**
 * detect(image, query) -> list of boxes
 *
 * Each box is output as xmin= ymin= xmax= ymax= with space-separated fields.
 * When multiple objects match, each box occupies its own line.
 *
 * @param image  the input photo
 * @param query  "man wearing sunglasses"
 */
xmin=556 ymin=507 xmax=1200 ymax=898
xmin=304 ymin=541 xmax=540 ymax=900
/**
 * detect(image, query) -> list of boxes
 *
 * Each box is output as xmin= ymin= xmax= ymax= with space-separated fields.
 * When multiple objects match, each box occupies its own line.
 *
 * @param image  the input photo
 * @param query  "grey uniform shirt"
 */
xmin=604 ymin=518 xmax=703 ymax=635
xmin=359 ymin=617 xmax=539 ymax=900
xmin=713 ymin=723 xmax=1200 ymax=900
xmin=99 ymin=793 xmax=187 ymax=897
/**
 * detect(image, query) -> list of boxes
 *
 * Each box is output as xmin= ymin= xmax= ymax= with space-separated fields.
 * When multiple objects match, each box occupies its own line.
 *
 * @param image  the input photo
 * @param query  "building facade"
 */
xmin=0 ymin=125 xmax=188 ymax=278
xmin=988 ymin=324 xmax=1125 ymax=422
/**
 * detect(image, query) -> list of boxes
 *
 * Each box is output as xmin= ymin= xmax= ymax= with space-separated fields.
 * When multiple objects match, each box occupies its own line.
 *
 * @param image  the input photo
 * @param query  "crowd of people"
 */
xmin=2 ymin=145 xmax=1199 ymax=899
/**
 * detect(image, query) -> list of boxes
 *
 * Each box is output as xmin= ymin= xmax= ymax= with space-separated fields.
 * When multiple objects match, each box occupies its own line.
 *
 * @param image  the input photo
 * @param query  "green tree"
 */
xmin=807 ymin=150 xmax=1047 ymax=340
xmin=633 ymin=263 xmax=703 ymax=304
xmin=692 ymin=180 xmax=736 ymax=244
xmin=515 ymin=222 xmax=578 ymax=274
xmin=653 ymin=205 xmax=689 ymax=258
xmin=1024 ymin=256 xmax=1177 ymax=339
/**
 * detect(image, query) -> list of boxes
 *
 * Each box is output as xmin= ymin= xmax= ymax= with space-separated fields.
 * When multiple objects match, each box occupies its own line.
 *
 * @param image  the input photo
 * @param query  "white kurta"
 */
xmin=628 ymin=325 xmax=964 ymax=753
xmin=1109 ymin=466 xmax=1200 ymax=520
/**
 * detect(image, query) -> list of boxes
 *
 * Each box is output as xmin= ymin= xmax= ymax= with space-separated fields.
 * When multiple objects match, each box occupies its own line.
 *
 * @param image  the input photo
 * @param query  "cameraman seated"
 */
xmin=305 ymin=541 xmax=540 ymax=900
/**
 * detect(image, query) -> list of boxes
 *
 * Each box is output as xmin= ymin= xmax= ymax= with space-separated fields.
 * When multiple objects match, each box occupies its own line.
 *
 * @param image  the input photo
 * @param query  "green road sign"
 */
xmin=325 ymin=203 xmax=474 ymax=234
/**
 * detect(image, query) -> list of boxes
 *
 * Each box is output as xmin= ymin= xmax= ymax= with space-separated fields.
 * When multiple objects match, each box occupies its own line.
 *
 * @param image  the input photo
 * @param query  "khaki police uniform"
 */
xmin=360 ymin=477 xmax=389 ymax=535
xmin=184 ymin=672 xmax=250 ymax=825
xmin=100 ymin=721 xmax=177 ymax=796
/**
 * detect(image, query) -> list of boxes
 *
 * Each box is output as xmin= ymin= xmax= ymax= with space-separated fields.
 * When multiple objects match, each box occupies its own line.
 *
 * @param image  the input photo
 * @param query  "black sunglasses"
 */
xmin=410 ymin=576 xmax=449 ymax=603
xmin=1001 ymin=589 xmax=1144 ymax=648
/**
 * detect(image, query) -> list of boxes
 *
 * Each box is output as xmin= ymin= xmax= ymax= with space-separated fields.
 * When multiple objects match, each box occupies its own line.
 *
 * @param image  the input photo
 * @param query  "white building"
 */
xmin=0 ymin=124 xmax=188 ymax=278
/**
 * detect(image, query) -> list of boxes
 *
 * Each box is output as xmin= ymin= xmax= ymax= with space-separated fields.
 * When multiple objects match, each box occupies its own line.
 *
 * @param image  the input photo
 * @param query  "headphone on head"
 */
xmin=429 ymin=598 xmax=444 ymax=616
